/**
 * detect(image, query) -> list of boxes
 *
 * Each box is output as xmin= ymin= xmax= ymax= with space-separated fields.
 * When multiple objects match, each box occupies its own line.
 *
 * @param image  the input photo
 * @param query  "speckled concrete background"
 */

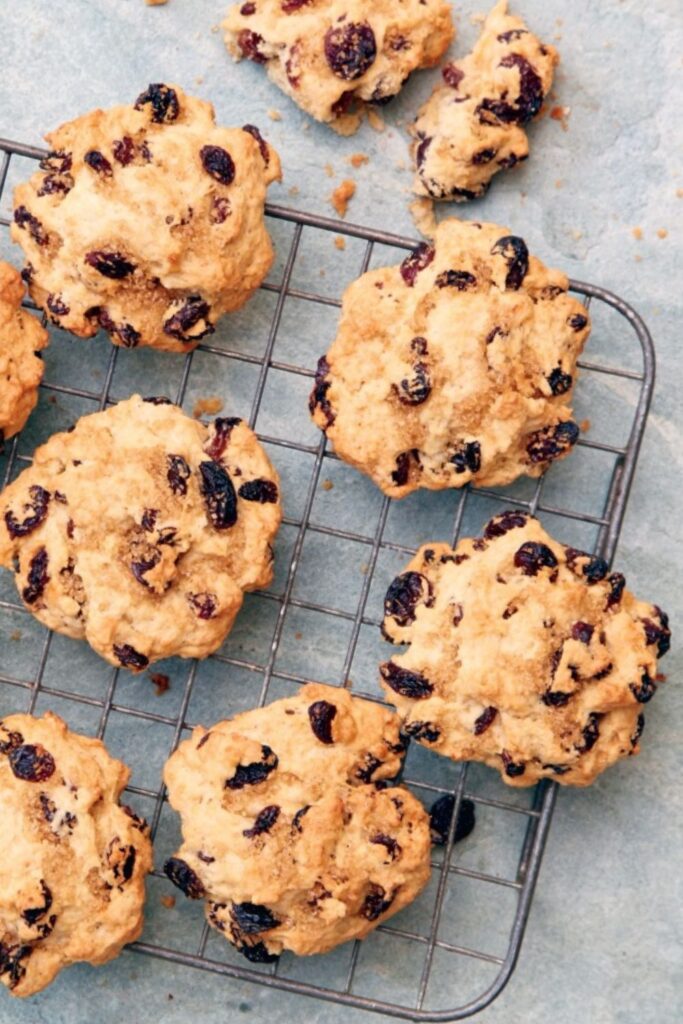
xmin=0 ymin=1 xmax=681 ymax=1022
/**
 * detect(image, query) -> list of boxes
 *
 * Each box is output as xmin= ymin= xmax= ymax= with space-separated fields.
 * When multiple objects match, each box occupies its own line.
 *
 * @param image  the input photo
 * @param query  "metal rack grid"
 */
xmin=0 ymin=136 xmax=655 ymax=1021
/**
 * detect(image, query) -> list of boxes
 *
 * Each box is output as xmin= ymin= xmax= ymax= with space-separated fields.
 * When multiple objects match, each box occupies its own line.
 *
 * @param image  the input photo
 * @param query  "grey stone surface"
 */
xmin=0 ymin=1 xmax=681 ymax=1022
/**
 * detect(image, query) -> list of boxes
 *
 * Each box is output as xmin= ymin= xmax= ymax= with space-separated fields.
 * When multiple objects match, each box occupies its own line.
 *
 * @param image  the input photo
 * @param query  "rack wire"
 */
xmin=0 ymin=136 xmax=656 ymax=1021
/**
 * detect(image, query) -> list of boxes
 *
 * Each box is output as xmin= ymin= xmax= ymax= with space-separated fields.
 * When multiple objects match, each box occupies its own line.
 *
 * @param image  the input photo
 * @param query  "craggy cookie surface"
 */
xmin=310 ymin=217 xmax=590 ymax=497
xmin=163 ymin=684 xmax=431 ymax=960
xmin=0 ymin=712 xmax=151 ymax=996
xmin=0 ymin=395 xmax=281 ymax=670
xmin=12 ymin=85 xmax=280 ymax=352
xmin=223 ymin=0 xmax=453 ymax=133
xmin=412 ymin=0 xmax=558 ymax=201
xmin=381 ymin=513 xmax=671 ymax=787
xmin=0 ymin=262 xmax=48 ymax=447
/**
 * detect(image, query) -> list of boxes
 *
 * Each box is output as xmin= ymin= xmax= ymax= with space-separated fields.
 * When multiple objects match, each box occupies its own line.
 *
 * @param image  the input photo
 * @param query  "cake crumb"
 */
xmin=211 ymin=23 xmax=219 ymax=33
xmin=334 ymin=236 xmax=346 ymax=251
xmin=632 ymin=227 xmax=643 ymax=240
xmin=288 ymin=185 xmax=300 ymax=197
xmin=294 ymin=631 xmax=303 ymax=641
xmin=349 ymin=153 xmax=369 ymax=168
xmin=410 ymin=198 xmax=437 ymax=239
xmin=580 ymin=419 xmax=591 ymax=433
xmin=149 ymin=672 xmax=170 ymax=697
xmin=330 ymin=180 xmax=356 ymax=218
xmin=321 ymin=478 xmax=334 ymax=491
xmin=360 ymin=563 xmax=369 ymax=575
xmin=366 ymin=109 xmax=386 ymax=133
xmin=469 ymin=11 xmax=486 ymax=26
xmin=10 ymin=629 xmax=22 ymax=641
xmin=195 ymin=76 xmax=204 ymax=86
xmin=550 ymin=105 xmax=571 ymax=131
xmin=324 ymin=163 xmax=335 ymax=178
xmin=657 ymin=228 xmax=668 ymax=239
xmin=676 ymin=188 xmax=683 ymax=198
xmin=146 ymin=0 xmax=168 ymax=5
xmin=555 ymin=179 xmax=564 ymax=189
xmin=634 ymin=254 xmax=643 ymax=262
xmin=193 ymin=396 xmax=224 ymax=419
xmin=571 ymin=229 xmax=583 ymax=240
xmin=161 ymin=895 xmax=176 ymax=909
xmin=267 ymin=109 xmax=282 ymax=121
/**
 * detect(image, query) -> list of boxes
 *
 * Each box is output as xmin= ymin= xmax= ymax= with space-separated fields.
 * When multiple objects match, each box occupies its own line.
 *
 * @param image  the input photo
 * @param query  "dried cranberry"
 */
xmin=292 ymin=805 xmax=310 ymax=832
xmin=123 ymin=804 xmax=150 ymax=832
xmin=309 ymin=356 xmax=335 ymax=426
xmin=384 ymin=571 xmax=433 ymax=628
xmin=113 ymin=644 xmax=149 ymax=671
xmin=308 ymin=700 xmax=337 ymax=744
xmin=113 ymin=136 xmax=135 ymax=165
xmin=107 ymin=839 xmax=137 ymax=885
xmin=491 ymin=235 xmax=529 ymax=290
xmin=4 ymin=486 xmax=51 ymax=538
xmin=403 ymin=720 xmax=440 ymax=743
xmin=473 ymin=706 xmax=497 ymax=735
xmin=131 ymin=550 xmax=161 ymax=588
xmin=630 ymin=672 xmax=657 ymax=704
xmin=577 ymin=712 xmax=602 ymax=752
xmin=497 ymin=29 xmax=528 ymax=42
xmin=115 ymin=323 xmax=141 ymax=348
xmin=225 ymin=744 xmax=278 ymax=789
xmin=543 ymin=763 xmax=570 ymax=775
xmin=331 ymin=89 xmax=355 ymax=116
xmin=435 ymin=269 xmax=477 ymax=290
xmin=477 ymin=97 xmax=519 ymax=125
xmin=238 ymin=479 xmax=279 ymax=503
xmin=581 ymin=556 xmax=609 ymax=583
xmin=411 ymin=336 xmax=428 ymax=356
xmin=641 ymin=607 xmax=671 ymax=657
xmin=200 ymin=145 xmax=236 ymax=186
xmin=571 ymin=621 xmax=594 ymax=644
xmin=631 ymin=713 xmax=645 ymax=748
xmin=188 ymin=592 xmax=218 ymax=620
xmin=241 ymin=1 xmax=256 ymax=11
xmin=238 ymin=29 xmax=267 ymax=62
xmin=243 ymin=805 xmax=280 ymax=838
xmin=211 ymin=196 xmax=232 ymax=224
xmin=84 ymin=150 xmax=113 ymax=176
xmin=400 ymin=243 xmax=435 ymax=286
xmin=541 ymin=690 xmax=572 ymax=707
xmin=415 ymin=135 xmax=432 ymax=168
xmin=13 ymin=206 xmax=47 ymax=246
xmin=361 ymin=883 xmax=394 ymax=921
xmin=164 ymin=857 xmax=205 ymax=898
xmin=499 ymin=54 xmax=544 ymax=123
xmin=548 ymin=368 xmax=573 ymax=395
xmin=85 ymin=250 xmax=136 ymax=278
xmin=167 ymin=454 xmax=191 ymax=496
xmin=22 ymin=881 xmax=52 ymax=926
xmin=606 ymin=572 xmax=626 ymax=608
xmin=242 ymin=124 xmax=270 ymax=164
xmin=40 ymin=151 xmax=72 ymax=174
xmin=163 ymin=296 xmax=213 ymax=342
xmin=144 ymin=396 xmax=173 ymax=405
xmin=9 ymin=744 xmax=55 ymax=782
xmin=46 ymin=294 xmax=70 ymax=317
xmin=472 ymin=148 xmax=497 ymax=165
xmin=354 ymin=753 xmax=382 ymax=783
xmin=324 ymin=21 xmax=376 ymax=80
xmin=236 ymin=940 xmax=279 ymax=964
xmin=199 ymin=461 xmax=238 ymax=530
xmin=370 ymin=833 xmax=401 ymax=862
xmin=501 ymin=751 xmax=526 ymax=777
xmin=451 ymin=441 xmax=481 ymax=474
xmin=135 ymin=83 xmax=180 ymax=123
xmin=0 ymin=724 xmax=23 ymax=754
xmin=231 ymin=901 xmax=280 ymax=934
xmin=429 ymin=795 xmax=476 ymax=845
xmin=569 ymin=314 xmax=588 ymax=331
xmin=526 ymin=421 xmax=579 ymax=463
xmin=442 ymin=64 xmax=464 ymax=89
xmin=0 ymin=943 xmax=32 ymax=990
xmin=380 ymin=661 xmax=433 ymax=698
xmin=22 ymin=547 xmax=49 ymax=605
xmin=484 ymin=510 xmax=529 ymax=540
xmin=514 ymin=542 xmax=558 ymax=577
xmin=391 ymin=449 xmax=420 ymax=487
xmin=395 ymin=361 xmax=431 ymax=405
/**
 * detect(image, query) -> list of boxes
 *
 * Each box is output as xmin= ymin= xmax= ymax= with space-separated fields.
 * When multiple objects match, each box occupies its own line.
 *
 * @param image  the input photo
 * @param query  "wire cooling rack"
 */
xmin=0 ymin=136 xmax=656 ymax=1021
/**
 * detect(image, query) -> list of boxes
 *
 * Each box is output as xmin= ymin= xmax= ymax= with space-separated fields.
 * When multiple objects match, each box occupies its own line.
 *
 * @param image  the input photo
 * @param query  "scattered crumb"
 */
xmin=657 ymin=228 xmax=668 ymax=239
xmin=288 ymin=185 xmax=300 ymax=197
xmin=193 ymin=396 xmax=224 ymax=419
xmin=555 ymin=179 xmax=564 ymax=189
xmin=267 ymin=109 xmax=282 ymax=122
xmin=632 ymin=227 xmax=643 ymax=240
xmin=211 ymin=23 xmax=219 ymax=33
xmin=321 ymin=478 xmax=334 ymax=491
xmin=349 ymin=153 xmax=369 ymax=168
xmin=294 ymin=631 xmax=303 ymax=641
xmin=168 ymin=994 xmax=174 ymax=1001
xmin=634 ymin=254 xmax=643 ymax=262
xmin=10 ymin=629 xmax=21 ymax=642
xmin=334 ymin=236 xmax=346 ymax=251
xmin=146 ymin=0 xmax=168 ymax=5
xmin=366 ymin=109 xmax=386 ymax=133
xmin=149 ymin=672 xmax=170 ymax=696
xmin=410 ymin=198 xmax=437 ymax=239
xmin=655 ymin=672 xmax=667 ymax=683
xmin=330 ymin=180 xmax=356 ymax=218
xmin=360 ymin=563 xmax=369 ymax=575
xmin=48 ymin=394 xmax=57 ymax=405
xmin=324 ymin=163 xmax=334 ymax=178
xmin=549 ymin=106 xmax=571 ymax=131
xmin=677 ymin=188 xmax=683 ymax=198
xmin=161 ymin=895 xmax=176 ymax=909
xmin=302 ymin=121 xmax=311 ymax=132
xmin=195 ymin=76 xmax=204 ymax=86
xmin=579 ymin=419 xmax=591 ymax=433
xmin=571 ymin=229 xmax=583 ymax=240
xmin=395 ymin=159 xmax=407 ymax=171
xmin=469 ymin=11 xmax=486 ymax=26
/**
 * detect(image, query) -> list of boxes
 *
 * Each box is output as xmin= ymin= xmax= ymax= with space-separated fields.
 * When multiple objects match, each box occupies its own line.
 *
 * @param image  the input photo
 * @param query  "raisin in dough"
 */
xmin=223 ymin=0 xmax=454 ymax=134
xmin=11 ymin=85 xmax=281 ymax=353
xmin=163 ymin=683 xmax=431 ymax=960
xmin=381 ymin=512 xmax=671 ymax=787
xmin=412 ymin=0 xmax=558 ymax=201
xmin=310 ymin=217 xmax=590 ymax=498
xmin=0 ymin=262 xmax=48 ymax=449
xmin=0 ymin=395 xmax=282 ymax=671
xmin=0 ymin=712 xmax=152 ymax=997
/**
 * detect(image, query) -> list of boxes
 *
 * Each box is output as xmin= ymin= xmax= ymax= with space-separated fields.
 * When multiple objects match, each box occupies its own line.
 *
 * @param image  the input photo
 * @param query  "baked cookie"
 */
xmin=310 ymin=217 xmax=590 ymax=498
xmin=223 ymin=0 xmax=454 ymax=134
xmin=0 ymin=395 xmax=282 ymax=670
xmin=411 ymin=0 xmax=558 ymax=201
xmin=0 ymin=262 xmax=48 ymax=449
xmin=163 ymin=683 xmax=431 ymax=960
xmin=12 ymin=85 xmax=280 ymax=353
xmin=0 ymin=711 xmax=151 ymax=996
xmin=380 ymin=512 xmax=671 ymax=787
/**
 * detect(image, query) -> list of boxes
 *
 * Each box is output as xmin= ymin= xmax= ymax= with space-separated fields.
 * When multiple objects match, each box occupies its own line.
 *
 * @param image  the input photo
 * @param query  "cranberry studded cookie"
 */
xmin=380 ymin=512 xmax=671 ymax=787
xmin=0 ymin=262 xmax=48 ymax=450
xmin=0 ymin=396 xmax=282 ymax=670
xmin=223 ymin=0 xmax=454 ymax=134
xmin=12 ymin=85 xmax=281 ymax=352
xmin=310 ymin=217 xmax=590 ymax=498
xmin=0 ymin=712 xmax=152 ymax=997
xmin=163 ymin=683 xmax=431 ymax=961
xmin=411 ymin=0 xmax=558 ymax=201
